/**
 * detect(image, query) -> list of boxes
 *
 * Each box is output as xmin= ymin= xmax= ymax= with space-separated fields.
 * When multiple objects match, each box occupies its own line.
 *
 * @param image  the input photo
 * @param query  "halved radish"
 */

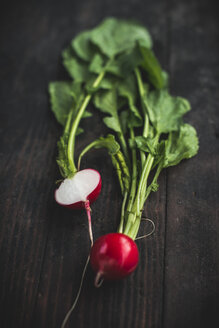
xmin=55 ymin=169 xmax=101 ymax=209
xmin=55 ymin=169 xmax=102 ymax=245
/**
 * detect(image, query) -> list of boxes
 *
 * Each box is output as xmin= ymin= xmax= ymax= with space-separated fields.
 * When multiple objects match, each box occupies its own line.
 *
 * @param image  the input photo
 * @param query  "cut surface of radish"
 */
xmin=55 ymin=169 xmax=101 ymax=206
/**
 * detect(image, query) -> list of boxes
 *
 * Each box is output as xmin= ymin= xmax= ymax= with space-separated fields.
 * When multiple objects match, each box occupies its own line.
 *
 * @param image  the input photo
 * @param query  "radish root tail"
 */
xmin=61 ymin=255 xmax=90 ymax=328
xmin=94 ymin=271 xmax=104 ymax=288
xmin=85 ymin=200 xmax=93 ymax=246
xmin=135 ymin=218 xmax=155 ymax=240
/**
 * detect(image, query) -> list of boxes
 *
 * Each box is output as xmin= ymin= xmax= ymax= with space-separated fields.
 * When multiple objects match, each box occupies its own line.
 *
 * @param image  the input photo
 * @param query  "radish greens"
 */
xmin=49 ymin=17 xmax=199 ymax=240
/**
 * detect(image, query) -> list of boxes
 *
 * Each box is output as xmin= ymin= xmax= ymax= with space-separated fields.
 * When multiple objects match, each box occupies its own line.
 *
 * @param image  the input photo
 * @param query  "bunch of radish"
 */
xmin=49 ymin=18 xmax=199 ymax=327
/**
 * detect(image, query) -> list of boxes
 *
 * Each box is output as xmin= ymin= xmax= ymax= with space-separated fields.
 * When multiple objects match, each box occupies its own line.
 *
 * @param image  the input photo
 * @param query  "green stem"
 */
xmin=126 ymin=128 xmax=137 ymax=213
xmin=140 ymin=114 xmax=149 ymax=167
xmin=136 ymin=154 xmax=154 ymax=216
xmin=124 ymin=134 xmax=160 ymax=237
xmin=123 ymin=158 xmax=149 ymax=235
xmin=114 ymin=151 xmax=130 ymax=195
xmin=126 ymin=159 xmax=151 ymax=235
xmin=118 ymin=191 xmax=128 ymax=233
xmin=64 ymin=109 xmax=74 ymax=134
xmin=135 ymin=67 xmax=145 ymax=97
xmin=67 ymin=95 xmax=91 ymax=173
xmin=129 ymin=163 xmax=163 ymax=240
xmin=137 ymin=133 xmax=160 ymax=211
xmin=135 ymin=68 xmax=150 ymax=168
xmin=117 ymin=132 xmax=130 ymax=168
xmin=128 ymin=215 xmax=141 ymax=240
xmin=143 ymin=162 xmax=163 ymax=204
xmin=122 ymin=128 xmax=137 ymax=235
xmin=67 ymin=71 xmax=105 ymax=173
xmin=77 ymin=140 xmax=100 ymax=170
xmin=114 ymin=156 xmax=124 ymax=192
xmin=126 ymin=156 xmax=154 ymax=238
xmin=123 ymin=212 xmax=136 ymax=236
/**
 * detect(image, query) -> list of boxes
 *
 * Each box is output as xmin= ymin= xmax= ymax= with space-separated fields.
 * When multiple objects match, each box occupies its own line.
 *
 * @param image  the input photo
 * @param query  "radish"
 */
xmin=55 ymin=169 xmax=101 ymax=209
xmin=55 ymin=169 xmax=102 ymax=245
xmin=90 ymin=233 xmax=139 ymax=285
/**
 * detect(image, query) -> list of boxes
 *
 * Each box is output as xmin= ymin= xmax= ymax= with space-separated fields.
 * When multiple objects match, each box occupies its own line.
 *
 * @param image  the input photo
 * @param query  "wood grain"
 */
xmin=163 ymin=0 xmax=219 ymax=327
xmin=0 ymin=0 xmax=218 ymax=328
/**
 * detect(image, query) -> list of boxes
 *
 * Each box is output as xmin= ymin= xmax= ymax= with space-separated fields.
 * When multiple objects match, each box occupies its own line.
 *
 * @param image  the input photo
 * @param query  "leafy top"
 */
xmin=139 ymin=45 xmax=165 ymax=89
xmin=90 ymin=18 xmax=152 ymax=58
xmin=163 ymin=123 xmax=199 ymax=167
xmin=146 ymin=89 xmax=191 ymax=134
xmin=72 ymin=30 xmax=94 ymax=61
xmin=49 ymin=17 xmax=199 ymax=192
xmin=49 ymin=81 xmax=82 ymax=126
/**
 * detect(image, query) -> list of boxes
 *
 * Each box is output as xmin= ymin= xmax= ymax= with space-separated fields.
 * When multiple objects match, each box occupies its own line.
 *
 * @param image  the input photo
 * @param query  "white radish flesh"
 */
xmin=55 ymin=169 xmax=101 ymax=207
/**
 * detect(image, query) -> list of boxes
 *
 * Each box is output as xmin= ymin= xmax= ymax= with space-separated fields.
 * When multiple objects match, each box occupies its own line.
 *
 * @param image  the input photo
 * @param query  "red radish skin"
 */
xmin=90 ymin=233 xmax=139 ymax=283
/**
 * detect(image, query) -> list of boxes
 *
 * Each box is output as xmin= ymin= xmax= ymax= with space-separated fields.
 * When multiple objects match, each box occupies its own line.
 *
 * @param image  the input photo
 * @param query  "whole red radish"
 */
xmin=90 ymin=233 xmax=139 ymax=285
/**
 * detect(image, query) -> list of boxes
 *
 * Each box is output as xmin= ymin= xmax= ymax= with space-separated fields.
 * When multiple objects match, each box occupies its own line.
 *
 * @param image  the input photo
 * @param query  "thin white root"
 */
xmin=135 ymin=218 xmax=155 ymax=240
xmin=61 ymin=255 xmax=90 ymax=328
xmin=85 ymin=200 xmax=93 ymax=246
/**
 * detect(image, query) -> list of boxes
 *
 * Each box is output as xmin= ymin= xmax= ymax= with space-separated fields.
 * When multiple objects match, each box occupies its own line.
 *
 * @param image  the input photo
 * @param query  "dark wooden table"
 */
xmin=1 ymin=0 xmax=219 ymax=327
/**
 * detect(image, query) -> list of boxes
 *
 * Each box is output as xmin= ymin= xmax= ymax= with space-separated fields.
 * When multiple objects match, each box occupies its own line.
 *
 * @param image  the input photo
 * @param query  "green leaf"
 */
xmin=82 ymin=110 xmax=92 ymax=118
xmin=105 ymin=47 xmax=142 ymax=77
xmin=49 ymin=81 xmax=81 ymax=126
xmin=118 ymin=75 xmax=143 ymax=127
xmin=63 ymin=54 xmax=93 ymax=82
xmin=119 ymin=110 xmax=129 ymax=135
xmin=76 ymin=127 xmax=84 ymax=135
xmin=90 ymin=17 xmax=152 ymax=58
xmin=91 ymin=134 xmax=121 ymax=155
xmin=86 ymin=74 xmax=119 ymax=92
xmin=99 ymin=75 xmax=120 ymax=89
xmin=103 ymin=117 xmax=121 ymax=132
xmin=146 ymin=89 xmax=191 ymax=134
xmin=89 ymin=53 xmax=105 ymax=74
xmin=94 ymin=88 xmax=117 ymax=114
xmin=139 ymin=45 xmax=165 ymax=89
xmin=49 ymin=81 xmax=90 ymax=133
xmin=94 ymin=88 xmax=123 ymax=133
xmin=162 ymin=70 xmax=169 ymax=88
xmin=57 ymin=126 xmax=83 ymax=177
xmin=163 ymin=123 xmax=199 ymax=167
xmin=131 ymin=136 xmax=158 ymax=156
xmin=62 ymin=45 xmax=75 ymax=61
xmin=72 ymin=30 xmax=94 ymax=61
xmin=56 ymin=133 xmax=72 ymax=178
xmin=151 ymin=182 xmax=159 ymax=192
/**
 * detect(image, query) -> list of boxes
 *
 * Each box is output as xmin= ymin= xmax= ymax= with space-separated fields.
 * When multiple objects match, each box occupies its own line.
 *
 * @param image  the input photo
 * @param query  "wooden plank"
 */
xmin=163 ymin=0 xmax=219 ymax=327
xmin=0 ymin=1 xmax=76 ymax=327
xmin=0 ymin=76 xmax=58 ymax=326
